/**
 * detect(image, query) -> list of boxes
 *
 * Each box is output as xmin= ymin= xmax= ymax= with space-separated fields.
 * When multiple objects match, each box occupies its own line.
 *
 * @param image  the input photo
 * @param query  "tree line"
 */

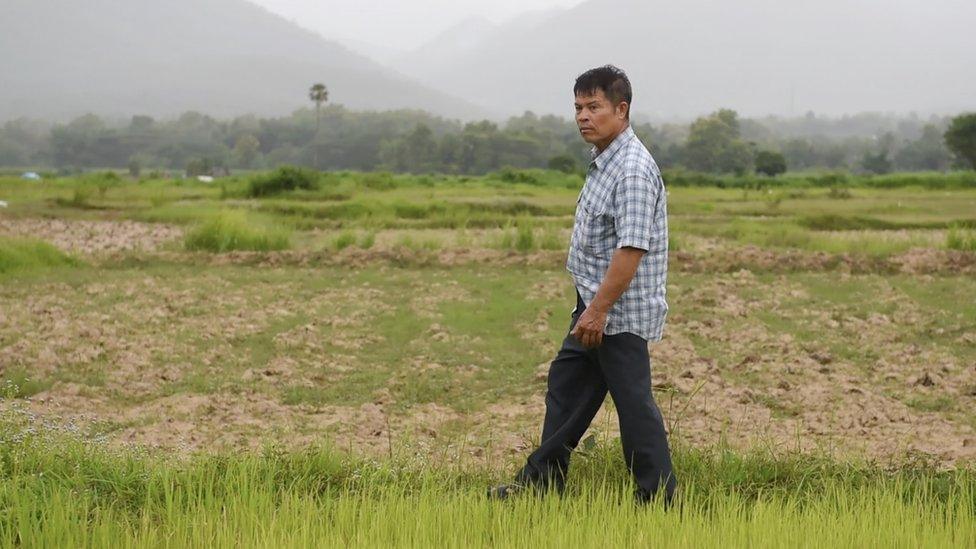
xmin=0 ymin=106 xmax=973 ymax=176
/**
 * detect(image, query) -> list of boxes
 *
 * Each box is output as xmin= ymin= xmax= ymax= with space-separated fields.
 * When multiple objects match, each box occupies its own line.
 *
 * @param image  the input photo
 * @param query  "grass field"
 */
xmin=1 ymin=169 xmax=975 ymax=546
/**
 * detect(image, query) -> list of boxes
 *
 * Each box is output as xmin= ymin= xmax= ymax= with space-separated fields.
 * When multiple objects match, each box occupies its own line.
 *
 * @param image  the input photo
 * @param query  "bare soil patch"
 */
xmin=0 ymin=216 xmax=182 ymax=255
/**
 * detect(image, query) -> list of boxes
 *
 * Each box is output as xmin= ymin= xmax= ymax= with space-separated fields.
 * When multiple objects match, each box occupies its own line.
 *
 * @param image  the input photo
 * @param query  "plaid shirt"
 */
xmin=566 ymin=125 xmax=669 ymax=341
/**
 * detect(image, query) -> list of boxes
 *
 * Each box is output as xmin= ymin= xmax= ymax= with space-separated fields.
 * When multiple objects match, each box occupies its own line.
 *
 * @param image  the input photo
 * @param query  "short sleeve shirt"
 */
xmin=566 ymin=125 xmax=669 ymax=341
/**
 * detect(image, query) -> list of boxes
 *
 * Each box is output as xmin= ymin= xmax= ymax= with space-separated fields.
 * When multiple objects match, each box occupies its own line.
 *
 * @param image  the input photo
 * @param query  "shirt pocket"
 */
xmin=575 ymin=193 xmax=612 ymax=258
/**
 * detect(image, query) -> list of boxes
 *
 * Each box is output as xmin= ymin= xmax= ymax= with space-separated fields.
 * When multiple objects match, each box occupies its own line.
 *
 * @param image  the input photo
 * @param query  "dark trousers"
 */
xmin=516 ymin=290 xmax=677 ymax=501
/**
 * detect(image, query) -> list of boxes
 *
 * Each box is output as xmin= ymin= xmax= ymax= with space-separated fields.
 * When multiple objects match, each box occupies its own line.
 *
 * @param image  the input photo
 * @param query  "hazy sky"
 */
xmin=251 ymin=0 xmax=584 ymax=52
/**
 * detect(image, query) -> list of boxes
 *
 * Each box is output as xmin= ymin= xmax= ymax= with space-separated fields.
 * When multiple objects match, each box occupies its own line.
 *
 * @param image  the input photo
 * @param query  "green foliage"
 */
xmin=10 ymin=107 xmax=972 ymax=175
xmin=185 ymin=157 xmax=216 ymax=177
xmin=944 ymin=113 xmax=976 ymax=170
xmin=247 ymin=166 xmax=319 ymax=197
xmin=183 ymin=211 xmax=290 ymax=252
xmin=547 ymin=154 xmax=578 ymax=174
xmin=660 ymin=170 xmax=976 ymax=190
xmin=683 ymin=109 xmax=754 ymax=174
xmin=332 ymin=230 xmax=356 ymax=251
xmin=754 ymin=150 xmax=787 ymax=176
xmin=827 ymin=187 xmax=853 ymax=199
xmin=946 ymin=224 xmax=976 ymax=251
xmin=0 ymin=237 xmax=77 ymax=275
xmin=0 ymin=415 xmax=972 ymax=547
xmin=861 ymin=150 xmax=892 ymax=175
xmin=515 ymin=220 xmax=536 ymax=252
xmin=358 ymin=231 xmax=376 ymax=250
xmin=233 ymin=134 xmax=261 ymax=168
xmin=495 ymin=167 xmax=541 ymax=184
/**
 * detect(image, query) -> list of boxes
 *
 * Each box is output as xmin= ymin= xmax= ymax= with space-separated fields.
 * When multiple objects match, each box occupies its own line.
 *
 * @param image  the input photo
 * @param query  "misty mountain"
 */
xmin=393 ymin=10 xmax=564 ymax=79
xmin=412 ymin=0 xmax=976 ymax=118
xmin=0 ymin=0 xmax=486 ymax=122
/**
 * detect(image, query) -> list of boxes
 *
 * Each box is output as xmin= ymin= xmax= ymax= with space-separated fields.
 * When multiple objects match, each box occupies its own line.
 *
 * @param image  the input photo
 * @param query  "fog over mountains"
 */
xmin=395 ymin=0 xmax=976 ymax=119
xmin=2 ymin=0 xmax=975 ymax=123
xmin=0 ymin=0 xmax=486 ymax=122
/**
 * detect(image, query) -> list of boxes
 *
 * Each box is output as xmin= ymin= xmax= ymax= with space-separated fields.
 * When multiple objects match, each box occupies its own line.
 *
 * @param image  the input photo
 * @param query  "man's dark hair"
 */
xmin=574 ymin=65 xmax=632 ymax=118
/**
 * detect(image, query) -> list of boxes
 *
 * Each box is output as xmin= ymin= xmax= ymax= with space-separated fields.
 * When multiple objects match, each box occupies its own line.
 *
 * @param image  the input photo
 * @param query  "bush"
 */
xmin=359 ymin=172 xmax=396 ymax=190
xmin=495 ymin=167 xmax=541 ymax=184
xmin=547 ymin=154 xmax=578 ymax=174
xmin=827 ymin=187 xmax=853 ymax=199
xmin=755 ymin=150 xmax=787 ymax=177
xmin=515 ymin=221 xmax=535 ymax=252
xmin=184 ymin=211 xmax=290 ymax=252
xmin=0 ymin=237 xmax=77 ymax=275
xmin=247 ymin=166 xmax=319 ymax=197
xmin=946 ymin=225 xmax=976 ymax=251
xmin=358 ymin=231 xmax=376 ymax=249
xmin=332 ymin=231 xmax=356 ymax=251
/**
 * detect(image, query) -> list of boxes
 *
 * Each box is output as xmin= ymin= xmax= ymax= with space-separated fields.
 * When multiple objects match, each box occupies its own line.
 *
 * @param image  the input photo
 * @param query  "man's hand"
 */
xmin=571 ymin=246 xmax=646 ymax=348
xmin=571 ymin=303 xmax=608 ymax=348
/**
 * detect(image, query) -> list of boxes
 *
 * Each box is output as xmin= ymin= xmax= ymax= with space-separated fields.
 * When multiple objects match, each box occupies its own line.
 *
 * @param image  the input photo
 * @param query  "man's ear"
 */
xmin=616 ymin=101 xmax=629 ymax=120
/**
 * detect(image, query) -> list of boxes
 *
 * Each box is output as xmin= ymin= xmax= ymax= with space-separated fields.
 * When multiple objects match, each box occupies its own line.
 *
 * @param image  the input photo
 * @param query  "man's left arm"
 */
xmin=571 ymin=175 xmax=658 ymax=348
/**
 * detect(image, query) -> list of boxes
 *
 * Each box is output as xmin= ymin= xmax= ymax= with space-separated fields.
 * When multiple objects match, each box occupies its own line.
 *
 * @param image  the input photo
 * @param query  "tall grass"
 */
xmin=946 ymin=224 xmax=976 ymax=251
xmin=183 ymin=210 xmax=291 ymax=252
xmin=0 ymin=404 xmax=973 ymax=548
xmin=246 ymin=166 xmax=319 ymax=197
xmin=0 ymin=237 xmax=77 ymax=275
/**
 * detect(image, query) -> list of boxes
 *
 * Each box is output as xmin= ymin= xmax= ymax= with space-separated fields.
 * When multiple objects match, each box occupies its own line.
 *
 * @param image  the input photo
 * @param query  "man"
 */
xmin=489 ymin=65 xmax=676 ymax=505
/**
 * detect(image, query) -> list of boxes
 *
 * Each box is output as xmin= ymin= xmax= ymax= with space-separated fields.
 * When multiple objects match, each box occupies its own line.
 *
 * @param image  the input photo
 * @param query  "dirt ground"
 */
xmin=2 ymin=217 xmax=975 ymax=467
xmin=0 ymin=217 xmax=183 ymax=254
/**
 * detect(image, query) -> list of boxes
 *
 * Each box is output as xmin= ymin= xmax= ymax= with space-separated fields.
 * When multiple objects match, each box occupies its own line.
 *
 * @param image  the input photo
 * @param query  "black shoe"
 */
xmin=487 ymin=483 xmax=527 ymax=501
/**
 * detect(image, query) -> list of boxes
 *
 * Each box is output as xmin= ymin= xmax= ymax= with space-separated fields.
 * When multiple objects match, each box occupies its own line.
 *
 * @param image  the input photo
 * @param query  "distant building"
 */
xmin=21 ymin=172 xmax=41 ymax=181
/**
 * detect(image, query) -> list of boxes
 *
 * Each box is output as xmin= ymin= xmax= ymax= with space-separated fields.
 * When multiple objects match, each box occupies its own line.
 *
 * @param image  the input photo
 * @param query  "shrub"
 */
xmin=827 ymin=187 xmax=853 ymax=199
xmin=515 ymin=221 xmax=536 ymax=252
xmin=755 ymin=150 xmax=787 ymax=177
xmin=946 ymin=225 xmax=976 ymax=251
xmin=547 ymin=154 xmax=579 ymax=174
xmin=359 ymin=172 xmax=396 ymax=190
xmin=332 ymin=231 xmax=356 ymax=251
xmin=247 ymin=166 xmax=319 ymax=197
xmin=0 ymin=237 xmax=77 ymax=275
xmin=184 ymin=211 xmax=290 ymax=252
xmin=358 ymin=231 xmax=376 ymax=250
xmin=68 ymin=185 xmax=94 ymax=208
xmin=496 ymin=167 xmax=541 ymax=184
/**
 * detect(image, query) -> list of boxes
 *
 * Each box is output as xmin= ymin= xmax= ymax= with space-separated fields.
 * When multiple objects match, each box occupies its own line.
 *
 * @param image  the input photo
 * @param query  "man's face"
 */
xmin=575 ymin=89 xmax=627 ymax=147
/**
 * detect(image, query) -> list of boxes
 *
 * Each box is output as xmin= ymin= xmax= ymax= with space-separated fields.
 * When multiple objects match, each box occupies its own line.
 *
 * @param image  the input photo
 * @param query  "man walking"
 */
xmin=489 ymin=65 xmax=676 ymax=505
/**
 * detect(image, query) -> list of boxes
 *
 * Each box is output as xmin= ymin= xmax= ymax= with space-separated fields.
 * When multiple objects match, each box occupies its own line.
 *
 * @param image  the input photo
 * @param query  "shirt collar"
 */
xmin=589 ymin=124 xmax=635 ymax=170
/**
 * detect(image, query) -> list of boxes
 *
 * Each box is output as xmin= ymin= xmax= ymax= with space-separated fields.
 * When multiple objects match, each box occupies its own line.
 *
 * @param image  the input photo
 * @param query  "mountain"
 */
xmin=0 ymin=0 xmax=487 ymax=122
xmin=394 ymin=17 xmax=499 ymax=78
xmin=412 ymin=0 xmax=976 ymax=118
xmin=394 ymin=10 xmax=564 ymax=81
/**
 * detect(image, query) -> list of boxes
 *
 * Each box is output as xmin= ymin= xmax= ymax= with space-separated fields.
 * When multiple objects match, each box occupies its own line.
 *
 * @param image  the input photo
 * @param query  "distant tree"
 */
xmin=308 ymin=83 xmax=329 ymax=169
xmin=128 ymin=156 xmax=142 ymax=177
xmin=754 ymin=150 xmax=787 ymax=176
xmin=378 ymin=124 xmax=440 ymax=173
xmin=860 ymin=151 xmax=892 ymax=174
xmin=185 ymin=157 xmax=214 ymax=177
xmin=944 ymin=113 xmax=976 ymax=170
xmin=50 ymin=114 xmax=113 ymax=168
xmin=547 ymin=154 xmax=578 ymax=173
xmin=894 ymin=125 xmax=951 ymax=171
xmin=234 ymin=134 xmax=261 ymax=168
xmin=683 ymin=109 xmax=753 ymax=174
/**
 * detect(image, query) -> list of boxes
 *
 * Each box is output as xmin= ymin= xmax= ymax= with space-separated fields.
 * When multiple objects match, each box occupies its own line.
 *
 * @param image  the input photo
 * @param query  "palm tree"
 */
xmin=308 ymin=83 xmax=329 ymax=169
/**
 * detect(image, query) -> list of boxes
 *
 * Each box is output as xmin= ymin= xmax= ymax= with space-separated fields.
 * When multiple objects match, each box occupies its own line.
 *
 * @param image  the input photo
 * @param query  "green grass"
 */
xmin=0 ymin=236 xmax=77 ymax=275
xmin=947 ymin=225 xmax=976 ymax=251
xmin=2 ymin=171 xmax=976 ymax=546
xmin=0 ymin=406 xmax=973 ymax=547
xmin=183 ymin=210 xmax=291 ymax=252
